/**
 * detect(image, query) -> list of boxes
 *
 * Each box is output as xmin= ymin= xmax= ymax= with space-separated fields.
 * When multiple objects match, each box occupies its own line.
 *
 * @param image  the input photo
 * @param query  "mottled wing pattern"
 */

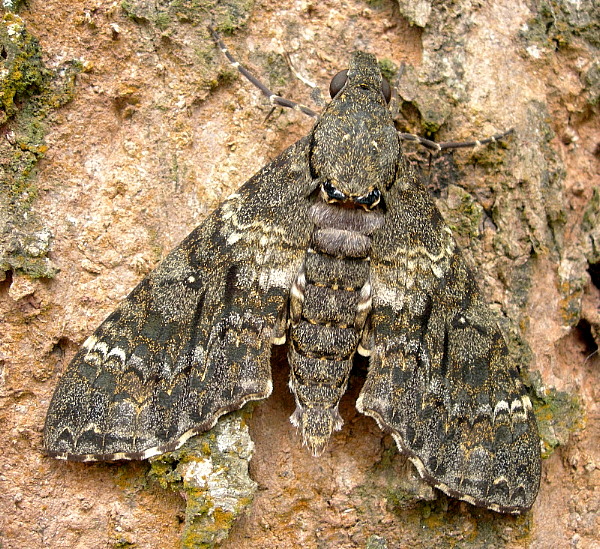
xmin=44 ymin=137 xmax=316 ymax=461
xmin=358 ymin=161 xmax=540 ymax=513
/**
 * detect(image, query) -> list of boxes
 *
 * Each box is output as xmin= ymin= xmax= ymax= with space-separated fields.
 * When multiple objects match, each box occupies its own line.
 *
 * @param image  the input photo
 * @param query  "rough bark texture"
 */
xmin=1 ymin=0 xmax=598 ymax=547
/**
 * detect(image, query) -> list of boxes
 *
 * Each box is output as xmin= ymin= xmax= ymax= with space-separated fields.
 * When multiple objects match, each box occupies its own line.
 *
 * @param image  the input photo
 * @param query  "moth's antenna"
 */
xmin=209 ymin=26 xmax=318 ymax=118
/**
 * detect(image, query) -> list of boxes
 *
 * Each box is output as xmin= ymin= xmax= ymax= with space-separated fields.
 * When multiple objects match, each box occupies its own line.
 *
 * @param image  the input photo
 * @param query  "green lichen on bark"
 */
xmin=148 ymin=413 xmax=257 ymax=548
xmin=119 ymin=0 xmax=255 ymax=105
xmin=244 ymin=49 xmax=291 ymax=93
xmin=0 ymin=13 xmax=79 ymax=280
xmin=529 ymin=377 xmax=586 ymax=458
xmin=120 ymin=0 xmax=253 ymax=34
xmin=109 ymin=538 xmax=137 ymax=549
xmin=441 ymin=185 xmax=484 ymax=242
xmin=365 ymin=535 xmax=389 ymax=549
xmin=520 ymin=0 xmax=600 ymax=50
xmin=0 ymin=15 xmax=46 ymax=124
xmin=520 ymin=0 xmax=600 ymax=110
xmin=1 ymin=0 xmax=25 ymax=13
xmin=377 ymin=58 xmax=398 ymax=85
xmin=582 ymin=187 xmax=600 ymax=266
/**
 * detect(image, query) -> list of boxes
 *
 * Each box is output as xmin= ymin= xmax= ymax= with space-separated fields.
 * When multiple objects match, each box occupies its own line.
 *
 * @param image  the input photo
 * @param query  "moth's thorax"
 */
xmin=309 ymin=55 xmax=399 ymax=198
xmin=310 ymin=106 xmax=399 ymax=197
xmin=287 ymin=201 xmax=382 ymax=455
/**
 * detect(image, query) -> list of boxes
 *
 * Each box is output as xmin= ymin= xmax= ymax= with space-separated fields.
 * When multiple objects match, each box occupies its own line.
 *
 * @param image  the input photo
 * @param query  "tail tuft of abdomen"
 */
xmin=290 ymin=404 xmax=344 ymax=456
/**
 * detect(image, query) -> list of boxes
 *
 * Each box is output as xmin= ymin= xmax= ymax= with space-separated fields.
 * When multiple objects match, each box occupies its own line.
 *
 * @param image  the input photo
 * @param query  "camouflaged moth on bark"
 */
xmin=44 ymin=48 xmax=541 ymax=514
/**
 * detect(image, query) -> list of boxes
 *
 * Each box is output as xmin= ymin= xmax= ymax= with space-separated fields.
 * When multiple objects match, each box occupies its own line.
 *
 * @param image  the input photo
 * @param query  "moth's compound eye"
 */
xmin=322 ymin=180 xmax=347 ymax=201
xmin=329 ymin=69 xmax=348 ymax=98
xmin=381 ymin=78 xmax=391 ymax=104
xmin=355 ymin=188 xmax=381 ymax=209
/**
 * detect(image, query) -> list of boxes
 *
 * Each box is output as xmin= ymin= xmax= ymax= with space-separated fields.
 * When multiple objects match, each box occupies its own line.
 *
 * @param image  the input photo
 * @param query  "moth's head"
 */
xmin=328 ymin=51 xmax=392 ymax=106
xmin=310 ymin=51 xmax=399 ymax=207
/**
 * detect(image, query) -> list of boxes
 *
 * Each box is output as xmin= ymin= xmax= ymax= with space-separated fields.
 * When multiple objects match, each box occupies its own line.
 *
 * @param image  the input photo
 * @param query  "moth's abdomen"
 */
xmin=287 ymin=203 xmax=383 ymax=455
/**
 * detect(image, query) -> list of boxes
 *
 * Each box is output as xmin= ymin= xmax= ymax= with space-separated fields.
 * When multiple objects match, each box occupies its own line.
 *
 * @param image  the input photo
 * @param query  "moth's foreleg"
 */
xmin=283 ymin=52 xmax=326 ymax=108
xmin=398 ymin=128 xmax=514 ymax=153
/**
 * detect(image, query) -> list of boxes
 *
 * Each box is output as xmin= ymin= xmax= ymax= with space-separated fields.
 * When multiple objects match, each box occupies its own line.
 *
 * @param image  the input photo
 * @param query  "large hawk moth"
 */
xmin=44 ymin=45 xmax=541 ymax=514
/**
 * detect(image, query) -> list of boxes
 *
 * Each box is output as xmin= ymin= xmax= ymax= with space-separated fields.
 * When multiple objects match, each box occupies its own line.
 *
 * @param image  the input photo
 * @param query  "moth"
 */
xmin=44 ymin=39 xmax=541 ymax=514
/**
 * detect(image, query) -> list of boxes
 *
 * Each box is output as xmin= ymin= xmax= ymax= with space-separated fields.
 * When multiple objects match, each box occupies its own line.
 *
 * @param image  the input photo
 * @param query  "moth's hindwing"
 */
xmin=358 ymin=160 xmax=541 ymax=513
xmin=44 ymin=137 xmax=317 ymax=461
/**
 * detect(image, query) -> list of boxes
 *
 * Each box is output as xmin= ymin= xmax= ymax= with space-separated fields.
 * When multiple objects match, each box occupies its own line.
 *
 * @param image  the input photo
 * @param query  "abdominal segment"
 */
xmin=287 ymin=202 xmax=382 ymax=455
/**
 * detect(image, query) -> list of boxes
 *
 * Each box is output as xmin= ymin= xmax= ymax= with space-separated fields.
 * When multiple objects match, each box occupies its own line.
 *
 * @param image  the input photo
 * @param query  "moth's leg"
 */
xmin=209 ymin=26 xmax=318 ymax=118
xmin=387 ymin=62 xmax=407 ymax=120
xmin=398 ymin=128 xmax=514 ymax=152
xmin=283 ymin=52 xmax=326 ymax=108
xmin=393 ymin=63 xmax=513 ymax=153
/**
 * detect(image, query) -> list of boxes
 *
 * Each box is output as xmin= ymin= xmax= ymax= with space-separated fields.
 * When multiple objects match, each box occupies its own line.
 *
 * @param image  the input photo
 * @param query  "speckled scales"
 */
xmin=44 ymin=138 xmax=316 ymax=461
xmin=45 ymin=50 xmax=541 ymax=514
xmin=359 ymin=168 xmax=540 ymax=512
